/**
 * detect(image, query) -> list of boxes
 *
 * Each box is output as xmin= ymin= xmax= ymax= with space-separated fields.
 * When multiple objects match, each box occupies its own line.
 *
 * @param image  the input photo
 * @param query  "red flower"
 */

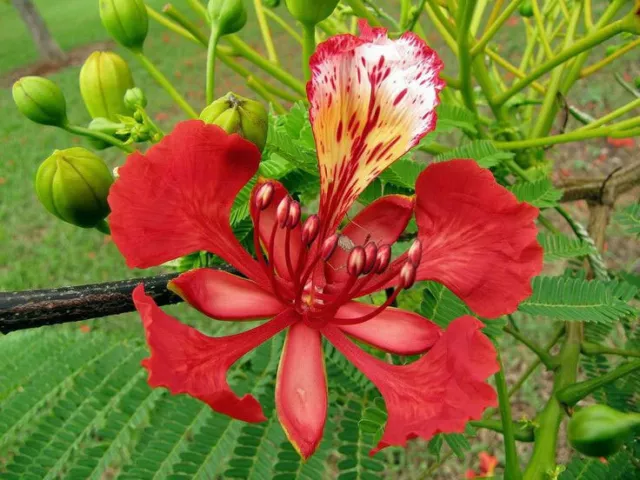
xmin=466 ymin=451 xmax=499 ymax=478
xmin=109 ymin=22 xmax=542 ymax=459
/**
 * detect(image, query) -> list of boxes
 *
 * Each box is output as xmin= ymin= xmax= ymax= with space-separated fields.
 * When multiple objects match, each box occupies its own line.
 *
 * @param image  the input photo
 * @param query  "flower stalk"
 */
xmin=495 ymin=353 xmax=523 ymax=480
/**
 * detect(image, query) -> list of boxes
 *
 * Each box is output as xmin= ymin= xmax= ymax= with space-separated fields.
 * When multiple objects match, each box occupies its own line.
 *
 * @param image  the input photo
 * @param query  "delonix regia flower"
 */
xmin=108 ymin=22 xmax=543 ymax=458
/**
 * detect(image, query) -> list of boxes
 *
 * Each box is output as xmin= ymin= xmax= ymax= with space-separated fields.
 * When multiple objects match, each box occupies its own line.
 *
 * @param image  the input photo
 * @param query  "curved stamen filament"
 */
xmin=331 ymin=286 xmax=402 ymax=325
xmin=266 ymin=220 xmax=290 ymax=303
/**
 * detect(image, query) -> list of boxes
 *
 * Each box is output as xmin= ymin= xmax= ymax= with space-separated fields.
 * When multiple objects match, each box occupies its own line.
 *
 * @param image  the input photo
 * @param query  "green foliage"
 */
xmin=435 ymin=140 xmax=514 ymax=168
xmin=509 ymin=178 xmax=563 ymax=208
xmin=519 ymin=276 xmax=638 ymax=323
xmin=434 ymin=104 xmax=478 ymax=135
xmin=539 ymin=233 xmax=594 ymax=261
xmin=559 ymin=449 xmax=637 ymax=480
xmin=613 ymin=203 xmax=640 ymax=236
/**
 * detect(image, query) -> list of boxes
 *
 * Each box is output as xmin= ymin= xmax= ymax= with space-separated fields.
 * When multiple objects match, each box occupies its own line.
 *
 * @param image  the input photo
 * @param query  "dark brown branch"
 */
xmin=558 ymin=161 xmax=640 ymax=203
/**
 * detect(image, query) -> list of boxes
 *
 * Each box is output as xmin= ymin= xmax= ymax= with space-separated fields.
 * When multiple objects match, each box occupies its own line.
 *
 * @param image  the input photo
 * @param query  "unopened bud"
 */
xmin=363 ymin=242 xmax=378 ymax=274
xmin=87 ymin=117 xmax=128 ymax=150
xmin=255 ymin=182 xmax=275 ymax=210
xmin=407 ymin=240 xmax=422 ymax=267
xmin=287 ymin=201 xmax=301 ymax=229
xmin=200 ymin=92 xmax=268 ymax=151
xmin=400 ymin=262 xmax=417 ymax=289
xmin=347 ymin=246 xmax=366 ymax=277
xmin=276 ymin=196 xmax=291 ymax=228
xmin=80 ymin=51 xmax=134 ymax=120
xmin=285 ymin=0 xmax=339 ymax=26
xmin=374 ymin=244 xmax=392 ymax=273
xmin=13 ymin=76 xmax=68 ymax=127
xmin=99 ymin=0 xmax=148 ymax=51
xmin=301 ymin=215 xmax=320 ymax=245
xmin=35 ymin=148 xmax=113 ymax=228
xmin=208 ymin=0 xmax=247 ymax=36
xmin=321 ymin=234 xmax=339 ymax=261
xmin=124 ymin=87 xmax=147 ymax=110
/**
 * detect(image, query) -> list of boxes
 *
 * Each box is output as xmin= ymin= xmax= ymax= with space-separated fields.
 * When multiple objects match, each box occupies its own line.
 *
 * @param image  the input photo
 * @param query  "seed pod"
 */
xmin=99 ymin=0 xmax=148 ymax=51
xmin=200 ymin=92 xmax=268 ymax=152
xmin=80 ymin=51 xmax=135 ymax=120
xmin=285 ymin=0 xmax=339 ymax=26
xmin=12 ymin=76 xmax=68 ymax=127
xmin=35 ymin=148 xmax=113 ymax=228
xmin=208 ymin=0 xmax=247 ymax=36
xmin=347 ymin=246 xmax=366 ymax=277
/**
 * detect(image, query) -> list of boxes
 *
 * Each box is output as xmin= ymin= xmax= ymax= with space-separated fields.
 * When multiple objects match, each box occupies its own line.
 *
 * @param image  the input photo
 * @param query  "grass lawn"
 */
xmin=0 ymin=1 xmax=638 ymax=477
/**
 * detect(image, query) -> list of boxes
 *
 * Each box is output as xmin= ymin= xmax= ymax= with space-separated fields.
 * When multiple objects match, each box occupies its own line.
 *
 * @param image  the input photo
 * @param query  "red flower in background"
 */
xmin=466 ymin=451 xmax=499 ymax=478
xmin=108 ymin=22 xmax=542 ymax=459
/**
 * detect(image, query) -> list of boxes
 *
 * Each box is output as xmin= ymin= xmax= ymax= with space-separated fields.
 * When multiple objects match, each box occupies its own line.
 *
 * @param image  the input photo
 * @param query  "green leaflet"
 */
xmin=435 ymin=140 xmax=514 ymax=168
xmin=538 ymin=233 xmax=594 ymax=261
xmin=509 ymin=178 xmax=563 ymax=208
xmin=614 ymin=203 xmax=640 ymax=236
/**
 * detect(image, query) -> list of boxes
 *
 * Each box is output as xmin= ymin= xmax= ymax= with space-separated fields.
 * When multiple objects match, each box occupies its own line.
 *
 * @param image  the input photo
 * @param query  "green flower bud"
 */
xmin=200 ymin=92 xmax=268 ymax=151
xmin=568 ymin=405 xmax=640 ymax=458
xmin=12 ymin=76 xmax=68 ymax=127
xmin=80 ymin=51 xmax=135 ymax=121
xmin=124 ymin=87 xmax=147 ymax=110
xmin=285 ymin=0 xmax=339 ymax=26
xmin=518 ymin=0 xmax=534 ymax=18
xmin=99 ymin=0 xmax=148 ymax=51
xmin=208 ymin=0 xmax=247 ymax=36
xmin=634 ymin=76 xmax=640 ymax=90
xmin=87 ymin=117 xmax=129 ymax=150
xmin=35 ymin=148 xmax=114 ymax=228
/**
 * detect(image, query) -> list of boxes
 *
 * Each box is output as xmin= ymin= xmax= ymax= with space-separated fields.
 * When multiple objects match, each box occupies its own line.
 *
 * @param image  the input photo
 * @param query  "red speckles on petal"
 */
xmin=393 ymin=88 xmax=408 ymax=106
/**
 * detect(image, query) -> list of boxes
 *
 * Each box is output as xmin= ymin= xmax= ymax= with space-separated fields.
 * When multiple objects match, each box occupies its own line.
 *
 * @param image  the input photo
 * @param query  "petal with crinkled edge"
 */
xmin=134 ymin=284 xmax=296 ymax=423
xmin=414 ymin=160 xmax=543 ymax=318
xmin=308 ymin=20 xmax=444 ymax=233
xmin=109 ymin=120 xmax=265 ymax=284
xmin=322 ymin=316 xmax=498 ymax=454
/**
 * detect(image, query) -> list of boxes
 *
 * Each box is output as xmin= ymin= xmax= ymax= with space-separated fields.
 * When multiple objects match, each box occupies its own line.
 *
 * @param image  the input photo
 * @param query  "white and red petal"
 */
xmin=414 ymin=160 xmax=543 ymax=318
xmin=276 ymin=322 xmax=327 ymax=459
xmin=326 ymin=194 xmax=414 ymax=284
xmin=169 ymin=269 xmax=285 ymax=320
xmin=322 ymin=316 xmax=498 ymax=454
xmin=134 ymin=285 xmax=296 ymax=422
xmin=250 ymin=179 xmax=303 ymax=282
xmin=308 ymin=21 xmax=444 ymax=234
xmin=335 ymin=302 xmax=441 ymax=355
xmin=109 ymin=120 xmax=265 ymax=284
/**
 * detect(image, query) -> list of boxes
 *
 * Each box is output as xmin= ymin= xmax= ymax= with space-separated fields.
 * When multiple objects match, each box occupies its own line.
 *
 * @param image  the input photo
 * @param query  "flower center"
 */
xmin=253 ymin=183 xmax=420 ymax=328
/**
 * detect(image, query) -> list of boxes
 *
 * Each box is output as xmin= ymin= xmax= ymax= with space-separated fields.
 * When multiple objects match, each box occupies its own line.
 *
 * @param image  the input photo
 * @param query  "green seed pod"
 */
xmin=35 ymin=148 xmax=114 ymax=228
xmin=80 ymin=51 xmax=135 ymax=120
xmin=12 ymin=76 xmax=68 ymax=127
xmin=124 ymin=87 xmax=147 ymax=110
xmin=208 ymin=0 xmax=247 ymax=36
xmin=285 ymin=0 xmax=339 ymax=25
xmin=99 ymin=0 xmax=148 ymax=51
xmin=200 ymin=92 xmax=268 ymax=152
xmin=518 ymin=0 xmax=534 ymax=18
xmin=568 ymin=405 xmax=640 ymax=458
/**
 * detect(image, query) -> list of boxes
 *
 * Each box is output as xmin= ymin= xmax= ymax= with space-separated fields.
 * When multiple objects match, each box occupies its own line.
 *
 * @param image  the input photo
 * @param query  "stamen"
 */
xmin=407 ymin=239 xmax=422 ymax=267
xmin=362 ymin=241 xmax=378 ymax=274
xmin=301 ymin=215 xmax=320 ymax=246
xmin=255 ymin=182 xmax=275 ymax=210
xmin=399 ymin=261 xmax=417 ymax=289
xmin=276 ymin=196 xmax=291 ymax=228
xmin=332 ymin=287 xmax=402 ymax=325
xmin=320 ymin=234 xmax=339 ymax=261
xmin=287 ymin=201 xmax=301 ymax=229
xmin=266 ymin=219 xmax=289 ymax=303
xmin=374 ymin=244 xmax=392 ymax=273
xmin=346 ymin=246 xmax=366 ymax=277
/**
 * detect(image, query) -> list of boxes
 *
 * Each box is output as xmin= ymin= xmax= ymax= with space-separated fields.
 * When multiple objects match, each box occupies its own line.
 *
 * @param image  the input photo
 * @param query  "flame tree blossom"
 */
xmin=108 ymin=22 xmax=543 ymax=459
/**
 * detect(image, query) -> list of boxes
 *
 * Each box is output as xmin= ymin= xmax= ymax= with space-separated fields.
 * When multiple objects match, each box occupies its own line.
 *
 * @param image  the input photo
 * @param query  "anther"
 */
xmin=276 ymin=196 xmax=291 ymax=228
xmin=301 ymin=215 xmax=320 ymax=245
xmin=347 ymin=246 xmax=366 ymax=277
xmin=407 ymin=239 xmax=422 ymax=267
xmin=287 ymin=201 xmax=301 ymax=229
xmin=362 ymin=242 xmax=378 ymax=274
xmin=255 ymin=182 xmax=275 ymax=210
xmin=374 ymin=244 xmax=392 ymax=273
xmin=321 ymin=234 xmax=339 ymax=261
xmin=399 ymin=261 xmax=417 ymax=289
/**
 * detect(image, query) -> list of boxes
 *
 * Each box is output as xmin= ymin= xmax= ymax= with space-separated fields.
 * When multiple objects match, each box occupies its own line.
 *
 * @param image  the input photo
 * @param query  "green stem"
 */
xmin=206 ymin=27 xmax=220 ymax=104
xmin=406 ymin=0 xmax=428 ymax=32
xmin=64 ymin=124 xmax=134 ymax=153
xmin=469 ymin=419 xmax=535 ymax=442
xmin=457 ymin=0 xmax=478 ymax=115
xmin=94 ymin=219 xmax=111 ymax=235
xmin=263 ymin=8 xmax=302 ymax=44
xmin=185 ymin=0 xmax=208 ymax=19
xmin=523 ymin=323 xmax=582 ymax=480
xmin=246 ymin=76 xmax=287 ymax=114
xmin=577 ymin=99 xmax=640 ymax=131
xmin=162 ymin=3 xmax=208 ymax=45
xmin=253 ymin=0 xmax=279 ymax=64
xmin=494 ymin=124 xmax=639 ymax=150
xmin=556 ymin=359 xmax=640 ymax=407
xmin=505 ymin=325 xmax=557 ymax=370
xmin=343 ymin=0 xmax=382 ymax=27
xmin=134 ymin=52 xmax=197 ymax=118
xmin=472 ymin=0 xmax=524 ymax=56
xmin=495 ymin=19 xmax=629 ymax=106
xmin=531 ymin=0 xmax=553 ymax=59
xmin=495 ymin=353 xmax=522 ymax=480
xmin=581 ymin=342 xmax=640 ymax=359
xmin=417 ymin=142 xmax=450 ymax=155
xmin=224 ymin=35 xmax=306 ymax=95
xmin=146 ymin=5 xmax=204 ymax=46
xmin=301 ymin=23 xmax=316 ymax=81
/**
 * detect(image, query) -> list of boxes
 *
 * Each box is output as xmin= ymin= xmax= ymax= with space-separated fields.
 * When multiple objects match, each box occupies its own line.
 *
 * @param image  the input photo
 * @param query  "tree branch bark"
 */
xmin=11 ymin=0 xmax=66 ymax=63
xmin=558 ymin=161 xmax=640 ymax=203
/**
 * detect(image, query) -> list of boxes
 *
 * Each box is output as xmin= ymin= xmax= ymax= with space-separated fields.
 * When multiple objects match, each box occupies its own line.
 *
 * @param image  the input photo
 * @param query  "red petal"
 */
xmin=308 ymin=22 xmax=444 ymax=233
xmin=169 ymin=268 xmax=285 ymax=320
xmin=414 ymin=160 xmax=543 ymax=318
xmin=133 ymin=284 xmax=296 ymax=422
xmin=276 ymin=322 xmax=327 ymax=459
xmin=326 ymin=194 xmax=414 ymax=284
xmin=335 ymin=302 xmax=441 ymax=355
xmin=322 ymin=316 xmax=499 ymax=454
xmin=250 ymin=179 xmax=302 ymax=282
xmin=109 ymin=120 xmax=265 ymax=283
